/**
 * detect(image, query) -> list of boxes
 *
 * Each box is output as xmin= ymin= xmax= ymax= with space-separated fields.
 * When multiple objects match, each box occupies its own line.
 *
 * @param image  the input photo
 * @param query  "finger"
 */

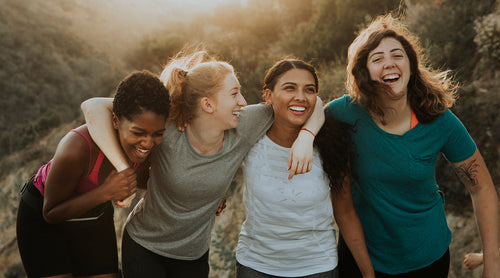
xmin=288 ymin=167 xmax=296 ymax=180
xmin=288 ymin=151 xmax=293 ymax=170
xmin=307 ymin=160 xmax=312 ymax=172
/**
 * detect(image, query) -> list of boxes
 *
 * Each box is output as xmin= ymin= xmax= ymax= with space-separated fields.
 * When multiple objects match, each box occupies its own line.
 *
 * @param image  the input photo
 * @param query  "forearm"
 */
xmin=471 ymin=185 xmax=500 ymax=266
xmin=332 ymin=185 xmax=374 ymax=277
xmin=81 ymin=97 xmax=129 ymax=171
xmin=302 ymin=96 xmax=325 ymax=134
xmin=336 ymin=211 xmax=375 ymax=277
xmin=43 ymin=187 xmax=109 ymax=223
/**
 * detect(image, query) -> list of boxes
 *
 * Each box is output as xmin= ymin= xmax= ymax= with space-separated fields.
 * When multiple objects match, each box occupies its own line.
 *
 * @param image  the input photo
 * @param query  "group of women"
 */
xmin=16 ymin=14 xmax=499 ymax=278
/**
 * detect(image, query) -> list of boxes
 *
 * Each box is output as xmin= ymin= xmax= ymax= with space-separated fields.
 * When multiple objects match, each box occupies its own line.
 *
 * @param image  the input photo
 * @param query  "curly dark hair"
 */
xmin=113 ymin=70 xmax=170 ymax=121
xmin=314 ymin=114 xmax=355 ymax=193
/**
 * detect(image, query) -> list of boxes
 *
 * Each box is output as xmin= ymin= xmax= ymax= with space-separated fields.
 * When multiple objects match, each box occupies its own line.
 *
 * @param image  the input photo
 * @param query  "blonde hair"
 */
xmin=347 ymin=14 xmax=457 ymax=123
xmin=160 ymin=51 xmax=235 ymax=127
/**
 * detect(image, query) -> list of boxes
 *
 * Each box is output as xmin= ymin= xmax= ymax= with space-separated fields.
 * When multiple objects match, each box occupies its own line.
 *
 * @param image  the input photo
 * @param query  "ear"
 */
xmin=200 ymin=96 xmax=216 ymax=113
xmin=264 ymin=89 xmax=273 ymax=105
xmin=112 ymin=113 xmax=120 ymax=130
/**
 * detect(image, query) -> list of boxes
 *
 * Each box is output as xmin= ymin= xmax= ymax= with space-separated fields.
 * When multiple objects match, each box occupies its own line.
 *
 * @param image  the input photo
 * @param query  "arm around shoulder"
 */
xmin=81 ymin=97 xmax=130 ymax=171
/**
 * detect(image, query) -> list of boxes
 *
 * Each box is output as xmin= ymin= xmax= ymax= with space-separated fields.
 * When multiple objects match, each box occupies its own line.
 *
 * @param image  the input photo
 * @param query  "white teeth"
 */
xmin=290 ymin=106 xmax=306 ymax=112
xmin=233 ymin=111 xmax=240 ymax=116
xmin=383 ymin=74 xmax=399 ymax=81
xmin=137 ymin=148 xmax=148 ymax=153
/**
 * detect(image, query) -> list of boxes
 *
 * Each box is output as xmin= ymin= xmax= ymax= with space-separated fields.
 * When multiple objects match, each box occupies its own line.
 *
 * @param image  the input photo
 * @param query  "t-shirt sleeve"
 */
xmin=236 ymin=103 xmax=274 ymax=145
xmin=441 ymin=110 xmax=477 ymax=163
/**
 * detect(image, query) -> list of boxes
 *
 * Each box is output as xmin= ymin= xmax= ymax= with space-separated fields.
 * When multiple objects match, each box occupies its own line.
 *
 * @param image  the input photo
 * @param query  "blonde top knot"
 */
xmin=160 ymin=50 xmax=235 ymax=128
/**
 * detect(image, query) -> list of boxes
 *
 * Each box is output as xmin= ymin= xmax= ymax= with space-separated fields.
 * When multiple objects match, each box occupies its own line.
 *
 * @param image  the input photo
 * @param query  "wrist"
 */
xmin=300 ymin=128 xmax=316 ymax=138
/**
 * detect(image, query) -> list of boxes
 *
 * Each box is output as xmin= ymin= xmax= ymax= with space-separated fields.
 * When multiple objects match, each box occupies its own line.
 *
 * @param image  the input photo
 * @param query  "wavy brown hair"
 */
xmin=160 ymin=50 xmax=235 ymax=128
xmin=347 ymin=14 xmax=457 ymax=124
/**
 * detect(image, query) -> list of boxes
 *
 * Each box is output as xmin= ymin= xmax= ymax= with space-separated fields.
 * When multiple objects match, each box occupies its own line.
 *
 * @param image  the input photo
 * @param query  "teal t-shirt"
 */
xmin=325 ymin=95 xmax=476 ymax=274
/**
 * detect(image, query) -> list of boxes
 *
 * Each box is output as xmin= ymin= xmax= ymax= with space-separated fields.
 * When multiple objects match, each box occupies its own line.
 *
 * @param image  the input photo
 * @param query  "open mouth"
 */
xmin=382 ymin=73 xmax=400 ymax=83
xmin=135 ymin=147 xmax=150 ymax=158
xmin=232 ymin=111 xmax=241 ymax=118
xmin=289 ymin=106 xmax=306 ymax=112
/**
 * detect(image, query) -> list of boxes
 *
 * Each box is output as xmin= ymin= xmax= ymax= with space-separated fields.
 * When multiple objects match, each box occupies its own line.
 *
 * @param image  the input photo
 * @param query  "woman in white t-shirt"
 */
xmin=235 ymin=58 xmax=375 ymax=278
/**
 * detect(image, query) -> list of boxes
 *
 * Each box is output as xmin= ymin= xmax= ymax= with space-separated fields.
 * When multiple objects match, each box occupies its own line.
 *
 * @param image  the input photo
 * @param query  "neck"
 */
xmin=186 ymin=117 xmax=225 ymax=155
xmin=266 ymin=122 xmax=300 ymax=148
xmin=372 ymin=96 xmax=412 ymax=135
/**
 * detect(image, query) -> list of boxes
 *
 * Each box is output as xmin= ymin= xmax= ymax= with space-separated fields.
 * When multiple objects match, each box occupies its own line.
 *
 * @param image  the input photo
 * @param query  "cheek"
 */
xmin=367 ymin=65 xmax=379 ymax=80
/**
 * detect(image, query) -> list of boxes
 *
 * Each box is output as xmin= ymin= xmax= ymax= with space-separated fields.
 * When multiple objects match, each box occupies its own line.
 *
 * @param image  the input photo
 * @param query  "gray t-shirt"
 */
xmin=125 ymin=104 xmax=273 ymax=260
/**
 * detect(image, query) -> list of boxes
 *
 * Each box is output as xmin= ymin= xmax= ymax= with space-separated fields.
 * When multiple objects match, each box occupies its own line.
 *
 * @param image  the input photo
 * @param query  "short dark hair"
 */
xmin=113 ymin=70 xmax=170 ymax=121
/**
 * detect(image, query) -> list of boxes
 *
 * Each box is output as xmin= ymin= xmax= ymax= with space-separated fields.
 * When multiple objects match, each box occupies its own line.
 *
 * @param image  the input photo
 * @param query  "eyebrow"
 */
xmin=131 ymin=126 xmax=166 ymax=133
xmin=280 ymin=81 xmax=316 ymax=87
xmin=369 ymin=48 xmax=404 ymax=59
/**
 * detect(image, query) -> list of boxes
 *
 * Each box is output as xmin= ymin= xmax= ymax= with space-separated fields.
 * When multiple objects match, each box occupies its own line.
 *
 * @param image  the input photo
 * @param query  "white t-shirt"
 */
xmin=236 ymin=135 xmax=338 ymax=277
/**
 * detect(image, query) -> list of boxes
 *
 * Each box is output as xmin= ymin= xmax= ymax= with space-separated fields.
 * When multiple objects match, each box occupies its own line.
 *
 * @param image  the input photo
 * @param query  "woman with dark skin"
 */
xmin=16 ymin=70 xmax=170 ymax=278
xmin=325 ymin=14 xmax=500 ymax=277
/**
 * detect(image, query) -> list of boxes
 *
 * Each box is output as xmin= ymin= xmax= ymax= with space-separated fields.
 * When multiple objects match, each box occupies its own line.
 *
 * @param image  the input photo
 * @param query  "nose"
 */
xmin=383 ymin=61 xmax=395 ymax=69
xmin=237 ymin=93 xmax=247 ymax=107
xmin=294 ymin=89 xmax=306 ymax=101
xmin=141 ymin=136 xmax=155 ymax=150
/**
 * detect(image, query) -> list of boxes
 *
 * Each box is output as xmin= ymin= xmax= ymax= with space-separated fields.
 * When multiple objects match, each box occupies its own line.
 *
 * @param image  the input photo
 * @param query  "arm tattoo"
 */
xmin=455 ymin=159 xmax=479 ymax=187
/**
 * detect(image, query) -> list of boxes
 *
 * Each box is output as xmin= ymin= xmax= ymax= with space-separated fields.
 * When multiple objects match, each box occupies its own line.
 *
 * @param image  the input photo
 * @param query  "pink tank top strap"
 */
xmin=71 ymin=129 xmax=93 ymax=176
xmin=88 ymin=152 xmax=105 ymax=184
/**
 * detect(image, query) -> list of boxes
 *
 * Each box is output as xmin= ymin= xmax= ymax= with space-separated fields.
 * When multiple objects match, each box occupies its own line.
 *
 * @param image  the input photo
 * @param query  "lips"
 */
xmin=232 ymin=111 xmax=241 ymax=119
xmin=382 ymin=73 xmax=400 ymax=83
xmin=289 ymin=106 xmax=306 ymax=112
xmin=134 ymin=147 xmax=150 ymax=160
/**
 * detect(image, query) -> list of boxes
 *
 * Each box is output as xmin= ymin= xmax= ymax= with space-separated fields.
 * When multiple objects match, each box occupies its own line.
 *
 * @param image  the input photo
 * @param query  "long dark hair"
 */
xmin=315 ymin=114 xmax=355 ymax=193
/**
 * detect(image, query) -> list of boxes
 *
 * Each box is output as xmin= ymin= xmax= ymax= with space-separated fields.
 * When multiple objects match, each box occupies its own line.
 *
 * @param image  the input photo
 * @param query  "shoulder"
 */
xmin=51 ymin=126 xmax=91 ymax=173
xmin=325 ymin=95 xmax=363 ymax=123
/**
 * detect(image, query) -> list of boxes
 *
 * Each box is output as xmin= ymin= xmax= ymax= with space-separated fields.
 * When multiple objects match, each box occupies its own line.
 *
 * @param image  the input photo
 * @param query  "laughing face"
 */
xmin=367 ymin=37 xmax=411 ymax=99
xmin=113 ymin=110 xmax=166 ymax=164
xmin=213 ymin=72 xmax=247 ymax=130
xmin=265 ymin=68 xmax=317 ymax=129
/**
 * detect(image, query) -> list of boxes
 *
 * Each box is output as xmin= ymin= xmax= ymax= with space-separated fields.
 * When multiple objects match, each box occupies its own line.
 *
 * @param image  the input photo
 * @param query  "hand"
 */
xmin=115 ymin=193 xmax=136 ymax=208
xmin=101 ymin=168 xmax=137 ymax=202
xmin=216 ymin=195 xmax=227 ymax=216
xmin=288 ymin=130 xmax=314 ymax=180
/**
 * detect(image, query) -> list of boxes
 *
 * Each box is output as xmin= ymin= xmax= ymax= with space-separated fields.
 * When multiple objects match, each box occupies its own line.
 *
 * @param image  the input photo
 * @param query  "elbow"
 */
xmin=42 ymin=208 xmax=61 ymax=224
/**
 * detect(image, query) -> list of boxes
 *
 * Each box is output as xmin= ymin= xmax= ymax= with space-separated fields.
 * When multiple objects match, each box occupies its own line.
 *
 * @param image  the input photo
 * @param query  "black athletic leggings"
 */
xmin=337 ymin=236 xmax=449 ymax=278
xmin=121 ymin=230 xmax=210 ymax=278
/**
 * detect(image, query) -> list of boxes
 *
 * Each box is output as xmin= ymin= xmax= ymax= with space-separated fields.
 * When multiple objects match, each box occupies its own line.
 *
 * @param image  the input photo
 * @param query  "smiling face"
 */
xmin=265 ymin=68 xmax=317 ymax=129
xmin=367 ymin=37 xmax=411 ymax=99
xmin=113 ymin=110 xmax=166 ymax=164
xmin=213 ymin=72 xmax=247 ymax=130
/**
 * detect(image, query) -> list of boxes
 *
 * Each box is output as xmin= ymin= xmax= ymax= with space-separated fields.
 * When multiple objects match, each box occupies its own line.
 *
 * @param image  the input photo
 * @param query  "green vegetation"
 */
xmin=0 ymin=0 xmax=126 ymax=158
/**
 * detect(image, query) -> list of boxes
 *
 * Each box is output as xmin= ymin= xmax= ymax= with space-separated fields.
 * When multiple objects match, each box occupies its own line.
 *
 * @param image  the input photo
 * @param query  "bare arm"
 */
xmin=332 ymin=176 xmax=375 ymax=278
xmin=454 ymin=149 xmax=500 ymax=277
xmin=81 ymin=98 xmax=130 ymax=171
xmin=43 ymin=132 xmax=136 ymax=223
xmin=81 ymin=97 xmax=137 ymax=207
xmin=288 ymin=96 xmax=325 ymax=179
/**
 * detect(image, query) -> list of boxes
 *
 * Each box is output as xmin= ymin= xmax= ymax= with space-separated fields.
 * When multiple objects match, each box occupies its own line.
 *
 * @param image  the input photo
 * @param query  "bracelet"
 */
xmin=300 ymin=128 xmax=315 ymax=138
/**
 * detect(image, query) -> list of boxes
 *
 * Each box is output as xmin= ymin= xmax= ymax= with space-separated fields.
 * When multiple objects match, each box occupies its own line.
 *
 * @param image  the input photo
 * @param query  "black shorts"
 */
xmin=16 ymin=179 xmax=119 ymax=277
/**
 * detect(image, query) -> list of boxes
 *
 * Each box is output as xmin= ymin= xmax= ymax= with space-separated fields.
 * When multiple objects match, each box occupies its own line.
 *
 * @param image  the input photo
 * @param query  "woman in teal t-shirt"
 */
xmin=325 ymin=14 xmax=500 ymax=277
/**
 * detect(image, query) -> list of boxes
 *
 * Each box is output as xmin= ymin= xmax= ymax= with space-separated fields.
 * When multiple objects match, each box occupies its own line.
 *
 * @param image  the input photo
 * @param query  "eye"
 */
xmin=284 ymin=86 xmax=295 ymax=91
xmin=306 ymin=87 xmax=317 ymax=94
xmin=132 ymin=131 xmax=145 ymax=136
